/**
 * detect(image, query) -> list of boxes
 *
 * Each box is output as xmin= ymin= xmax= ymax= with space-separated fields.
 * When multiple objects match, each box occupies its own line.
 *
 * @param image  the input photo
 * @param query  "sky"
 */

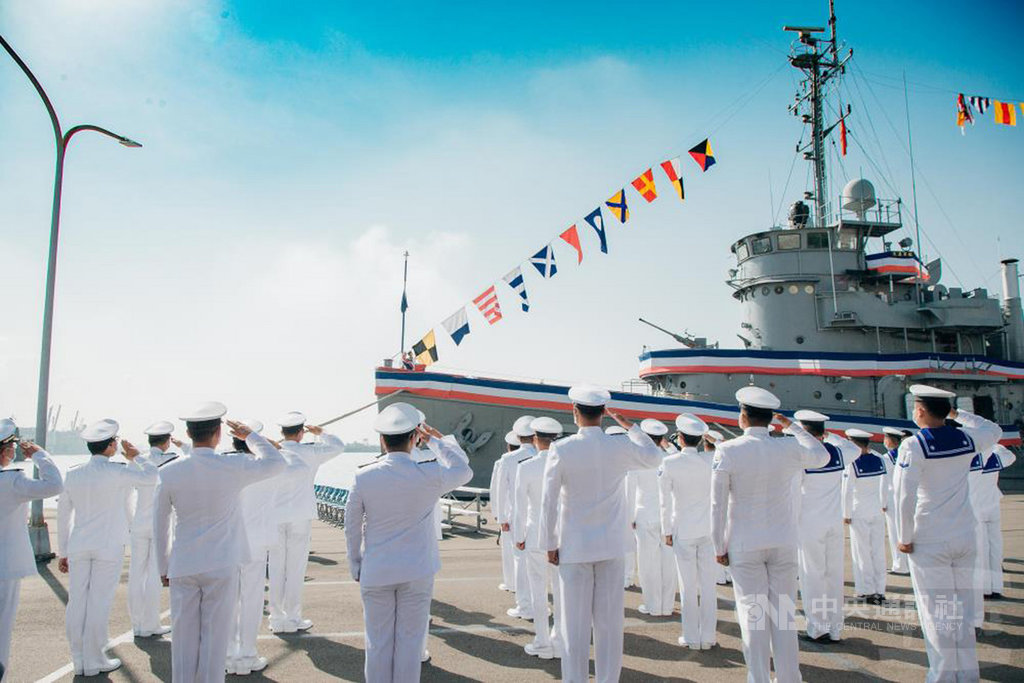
xmin=2 ymin=0 xmax=1023 ymax=444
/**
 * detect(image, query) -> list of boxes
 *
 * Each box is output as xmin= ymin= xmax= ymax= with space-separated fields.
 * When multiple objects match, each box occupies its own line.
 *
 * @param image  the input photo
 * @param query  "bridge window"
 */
xmin=778 ymin=233 xmax=801 ymax=250
xmin=751 ymin=237 xmax=773 ymax=255
xmin=736 ymin=242 xmax=750 ymax=261
xmin=806 ymin=232 xmax=829 ymax=249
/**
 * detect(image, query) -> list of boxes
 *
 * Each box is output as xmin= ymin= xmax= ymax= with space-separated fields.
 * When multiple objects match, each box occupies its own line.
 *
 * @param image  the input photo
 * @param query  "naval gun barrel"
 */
xmin=639 ymin=318 xmax=699 ymax=348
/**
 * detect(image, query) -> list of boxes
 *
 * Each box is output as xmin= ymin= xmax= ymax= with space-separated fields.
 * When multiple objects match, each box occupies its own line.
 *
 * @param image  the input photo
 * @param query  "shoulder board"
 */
xmin=114 ymin=461 xmax=127 ymax=466
xmin=221 ymin=450 xmax=240 ymax=455
xmin=358 ymin=457 xmax=384 ymax=469
xmin=158 ymin=456 xmax=179 ymax=468
xmin=516 ymin=455 xmax=533 ymax=464
xmin=69 ymin=462 xmax=86 ymax=469
xmin=0 ymin=467 xmax=23 ymax=473
xmin=417 ymin=458 xmax=438 ymax=465
xmin=302 ymin=441 xmax=316 ymax=446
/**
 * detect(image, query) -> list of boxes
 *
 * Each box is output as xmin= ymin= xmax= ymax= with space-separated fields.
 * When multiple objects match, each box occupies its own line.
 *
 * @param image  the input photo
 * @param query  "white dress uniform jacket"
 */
xmin=893 ymin=410 xmax=1001 ymax=683
xmin=540 ymin=424 xmax=662 ymax=683
xmin=0 ymin=450 xmax=63 ymax=677
xmin=128 ymin=447 xmax=179 ymax=636
xmin=627 ymin=461 xmax=677 ymax=616
xmin=501 ymin=444 xmax=537 ymax=616
xmin=842 ymin=449 xmax=889 ymax=597
xmin=710 ymin=423 xmax=829 ymax=683
xmin=969 ymin=445 xmax=1016 ymax=596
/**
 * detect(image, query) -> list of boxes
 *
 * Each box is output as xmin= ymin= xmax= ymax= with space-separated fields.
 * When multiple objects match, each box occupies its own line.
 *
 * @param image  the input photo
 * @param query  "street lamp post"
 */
xmin=1 ymin=34 xmax=141 ymax=559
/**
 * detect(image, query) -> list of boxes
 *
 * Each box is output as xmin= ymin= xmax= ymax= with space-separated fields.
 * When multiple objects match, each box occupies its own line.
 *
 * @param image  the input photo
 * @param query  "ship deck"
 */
xmin=9 ymin=501 xmax=1024 ymax=682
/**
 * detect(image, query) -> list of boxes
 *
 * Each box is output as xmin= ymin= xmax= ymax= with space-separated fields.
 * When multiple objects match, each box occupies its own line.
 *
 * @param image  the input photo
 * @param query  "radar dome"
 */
xmin=842 ymin=178 xmax=876 ymax=217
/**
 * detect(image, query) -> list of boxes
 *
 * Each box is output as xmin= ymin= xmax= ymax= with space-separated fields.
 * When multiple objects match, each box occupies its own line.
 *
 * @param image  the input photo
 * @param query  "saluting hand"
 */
xmin=226 ymin=420 xmax=252 ymax=440
xmin=773 ymin=413 xmax=792 ymax=429
xmin=20 ymin=440 xmax=40 ymax=456
xmin=606 ymin=410 xmax=632 ymax=430
xmin=418 ymin=423 xmax=443 ymax=440
xmin=171 ymin=438 xmax=183 ymax=448
xmin=306 ymin=424 xmax=324 ymax=436
xmin=122 ymin=440 xmax=140 ymax=460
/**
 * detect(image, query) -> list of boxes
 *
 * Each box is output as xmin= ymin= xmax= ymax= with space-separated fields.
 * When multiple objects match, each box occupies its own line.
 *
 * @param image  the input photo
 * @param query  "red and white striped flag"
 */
xmin=473 ymin=285 xmax=503 ymax=325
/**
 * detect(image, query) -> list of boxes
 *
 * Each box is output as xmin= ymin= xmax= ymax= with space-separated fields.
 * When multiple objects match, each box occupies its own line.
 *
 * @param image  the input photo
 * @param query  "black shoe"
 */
xmin=990 ymin=593 xmax=1004 ymax=600
xmin=800 ymin=633 xmax=832 ymax=644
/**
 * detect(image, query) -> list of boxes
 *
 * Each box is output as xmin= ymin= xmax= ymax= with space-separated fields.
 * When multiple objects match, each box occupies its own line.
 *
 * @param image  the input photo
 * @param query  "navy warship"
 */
xmin=375 ymin=7 xmax=1023 ymax=489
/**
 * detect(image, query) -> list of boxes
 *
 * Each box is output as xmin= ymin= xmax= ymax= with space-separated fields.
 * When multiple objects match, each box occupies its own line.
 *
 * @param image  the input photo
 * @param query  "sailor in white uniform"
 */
xmin=228 ymin=419 xmax=283 ymax=676
xmin=711 ymin=387 xmax=830 ymax=683
xmin=606 ymin=425 xmax=639 ymax=589
xmin=498 ymin=416 xmax=537 ymax=619
xmin=269 ymin=411 xmax=345 ymax=633
xmin=155 ymin=403 xmax=285 ymax=683
xmin=128 ymin=420 xmax=180 ymax=638
xmin=881 ymin=426 xmax=912 ymax=575
xmin=492 ymin=431 xmax=521 ymax=592
xmin=841 ymin=428 xmax=889 ymax=604
xmin=344 ymin=403 xmax=472 ymax=683
xmin=893 ymin=384 xmax=1002 ymax=683
xmin=541 ymin=385 xmax=663 ymax=683
xmin=789 ymin=410 xmax=846 ymax=644
xmin=660 ymin=413 xmax=717 ymax=650
xmin=58 ymin=419 xmax=157 ymax=676
xmin=627 ymin=418 xmax=677 ymax=617
xmin=0 ymin=419 xmax=63 ymax=681
xmin=703 ymin=430 xmax=732 ymax=587
xmin=513 ymin=416 xmax=565 ymax=659
xmin=970 ymin=444 xmax=1016 ymax=599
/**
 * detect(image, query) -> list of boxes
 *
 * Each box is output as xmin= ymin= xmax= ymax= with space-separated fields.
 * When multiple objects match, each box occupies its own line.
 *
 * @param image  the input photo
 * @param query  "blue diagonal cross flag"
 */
xmin=503 ymin=266 xmax=530 ymax=312
xmin=530 ymin=245 xmax=558 ymax=279
xmin=442 ymin=307 xmax=471 ymax=346
xmin=584 ymin=207 xmax=608 ymax=254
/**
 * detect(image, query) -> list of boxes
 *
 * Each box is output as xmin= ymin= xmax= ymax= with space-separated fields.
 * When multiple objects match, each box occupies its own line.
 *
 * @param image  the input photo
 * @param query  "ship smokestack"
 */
xmin=1001 ymin=258 xmax=1024 ymax=362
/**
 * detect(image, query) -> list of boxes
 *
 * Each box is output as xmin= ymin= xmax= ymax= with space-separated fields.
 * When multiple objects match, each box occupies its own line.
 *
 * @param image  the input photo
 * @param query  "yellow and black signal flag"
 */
xmin=413 ymin=330 xmax=439 ymax=366
xmin=605 ymin=189 xmax=629 ymax=223
xmin=688 ymin=138 xmax=716 ymax=172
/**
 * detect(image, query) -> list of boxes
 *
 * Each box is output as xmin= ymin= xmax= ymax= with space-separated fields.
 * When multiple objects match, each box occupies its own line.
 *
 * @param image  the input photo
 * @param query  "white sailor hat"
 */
xmin=374 ymin=403 xmax=421 ymax=435
xmin=276 ymin=411 xmax=307 ymax=428
xmin=794 ymin=409 xmax=829 ymax=423
xmin=735 ymin=386 xmax=781 ymax=410
xmin=242 ymin=419 xmax=264 ymax=435
xmin=605 ymin=425 xmax=627 ymax=435
xmin=504 ymin=431 xmax=519 ymax=446
xmin=675 ymin=413 xmax=708 ymax=437
xmin=640 ymin=419 xmax=668 ymax=437
xmin=0 ymin=418 xmax=16 ymax=445
xmin=706 ymin=429 xmax=724 ymax=442
xmin=882 ymin=426 xmax=907 ymax=438
xmin=531 ymin=416 xmax=564 ymax=436
xmin=416 ymin=409 xmax=426 ymax=424
xmin=845 ymin=428 xmax=874 ymax=440
xmin=513 ymin=415 xmax=537 ymax=438
xmin=909 ymin=384 xmax=955 ymax=399
xmin=568 ymin=385 xmax=611 ymax=407
xmin=180 ymin=402 xmax=227 ymax=422
xmin=143 ymin=420 xmax=175 ymax=437
xmin=81 ymin=419 xmax=119 ymax=443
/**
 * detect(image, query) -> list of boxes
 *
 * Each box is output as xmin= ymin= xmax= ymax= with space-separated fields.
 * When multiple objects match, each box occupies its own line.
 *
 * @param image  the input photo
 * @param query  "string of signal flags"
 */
xmin=956 ymin=93 xmax=1023 ymax=132
xmin=409 ymin=138 xmax=717 ymax=367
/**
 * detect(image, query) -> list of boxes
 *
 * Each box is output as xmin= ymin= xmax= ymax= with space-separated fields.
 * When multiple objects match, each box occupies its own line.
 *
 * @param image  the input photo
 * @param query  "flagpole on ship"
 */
xmin=400 ymin=250 xmax=410 ymax=357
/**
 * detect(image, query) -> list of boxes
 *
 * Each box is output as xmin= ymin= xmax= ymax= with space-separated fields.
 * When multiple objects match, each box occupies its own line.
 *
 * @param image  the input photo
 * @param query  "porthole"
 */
xmin=762 ymin=287 xmax=770 ymax=296
xmin=788 ymin=285 xmax=799 ymax=294
xmin=774 ymin=286 xmax=784 ymax=295
xmin=804 ymin=285 xmax=814 ymax=294
xmin=813 ymin=391 xmax=822 ymax=399
xmin=835 ymin=392 xmax=843 ymax=401
xmin=796 ymin=336 xmax=805 ymax=344
xmin=679 ymin=381 xmax=687 ymax=389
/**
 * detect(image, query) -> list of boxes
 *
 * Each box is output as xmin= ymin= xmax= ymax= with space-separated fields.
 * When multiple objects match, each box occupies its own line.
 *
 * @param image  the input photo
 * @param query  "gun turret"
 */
xmin=639 ymin=318 xmax=714 ymax=349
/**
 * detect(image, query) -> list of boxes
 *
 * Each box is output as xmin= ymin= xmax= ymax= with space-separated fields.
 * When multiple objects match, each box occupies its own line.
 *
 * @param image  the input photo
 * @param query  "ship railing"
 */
xmin=314 ymin=485 xmax=348 ymax=527
xmin=820 ymin=196 xmax=903 ymax=231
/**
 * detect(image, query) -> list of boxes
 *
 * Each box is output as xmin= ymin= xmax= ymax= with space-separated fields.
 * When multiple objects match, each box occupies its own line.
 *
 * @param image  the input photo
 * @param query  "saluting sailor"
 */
xmin=128 ymin=420 xmax=180 ymax=639
xmin=269 ymin=411 xmax=345 ymax=634
xmin=513 ymin=416 xmax=565 ymax=660
xmin=498 ymin=416 xmax=537 ymax=619
xmin=659 ymin=413 xmax=717 ymax=650
xmin=541 ymin=386 xmax=663 ymax=683
xmin=491 ymin=430 xmax=521 ymax=593
xmin=881 ymin=427 xmax=912 ymax=575
xmin=841 ymin=428 xmax=889 ymax=604
xmin=154 ymin=403 xmax=285 ymax=683
xmin=344 ymin=403 xmax=472 ymax=683
xmin=58 ymin=419 xmax=157 ymax=677
xmin=970 ymin=444 xmax=1016 ymax=600
xmin=710 ymin=387 xmax=830 ymax=683
xmin=627 ymin=418 xmax=677 ymax=617
xmin=893 ymin=384 xmax=1002 ymax=683
xmin=0 ymin=419 xmax=63 ymax=680
xmin=789 ymin=410 xmax=846 ymax=644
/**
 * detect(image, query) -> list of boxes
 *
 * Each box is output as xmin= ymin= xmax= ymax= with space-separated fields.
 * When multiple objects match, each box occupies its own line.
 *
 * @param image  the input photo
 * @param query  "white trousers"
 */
xmin=907 ymin=533 xmax=979 ymax=683
xmin=514 ymin=546 xmax=533 ymax=614
xmin=849 ymin=516 xmax=887 ymax=596
xmin=128 ymin=534 xmax=163 ymax=634
xmin=635 ymin=523 xmax=677 ymax=615
xmin=558 ymin=556 xmax=625 ymax=683
xmin=0 ymin=579 xmax=19 ymax=680
xmin=729 ymin=546 xmax=801 ymax=683
xmin=360 ymin=576 xmax=434 ymax=683
xmin=230 ymin=548 xmax=269 ymax=663
xmin=268 ymin=519 xmax=311 ymax=628
xmin=500 ymin=530 xmax=515 ymax=590
xmin=672 ymin=536 xmax=717 ymax=646
xmin=624 ymin=549 xmax=637 ymax=587
xmin=526 ymin=550 xmax=562 ymax=650
xmin=65 ymin=553 xmax=122 ymax=673
xmin=978 ymin=515 xmax=1005 ymax=594
xmin=170 ymin=566 xmax=238 ymax=683
xmin=798 ymin=524 xmax=844 ymax=640
xmin=884 ymin=507 xmax=909 ymax=573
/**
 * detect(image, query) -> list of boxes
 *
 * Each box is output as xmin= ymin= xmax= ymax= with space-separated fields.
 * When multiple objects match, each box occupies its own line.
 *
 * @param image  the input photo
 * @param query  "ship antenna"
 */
xmin=400 ymin=250 xmax=410 ymax=358
xmin=902 ymin=71 xmax=923 ymax=305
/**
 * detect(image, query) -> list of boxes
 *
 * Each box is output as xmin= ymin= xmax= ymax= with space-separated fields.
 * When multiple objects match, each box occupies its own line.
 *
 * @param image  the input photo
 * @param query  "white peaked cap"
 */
xmin=845 ymin=428 xmax=874 ymax=440
xmin=180 ymin=402 xmax=227 ymax=422
xmin=675 ymin=413 xmax=708 ymax=437
xmin=374 ymin=403 xmax=421 ymax=435
xmin=416 ymin=409 xmax=426 ymax=424
xmin=794 ymin=409 xmax=829 ymax=423
xmin=909 ymin=384 xmax=956 ymax=399
xmin=242 ymin=419 xmax=264 ymax=434
xmin=531 ymin=416 xmax=563 ymax=436
xmin=0 ymin=418 xmax=16 ymax=444
xmin=882 ymin=426 xmax=908 ymax=437
xmin=513 ymin=415 xmax=537 ymax=438
xmin=706 ymin=429 xmax=724 ymax=442
xmin=568 ymin=385 xmax=611 ymax=407
xmin=735 ymin=386 xmax=781 ymax=410
xmin=81 ymin=419 xmax=119 ymax=443
xmin=605 ymin=425 xmax=627 ymax=435
xmin=277 ymin=411 xmax=307 ymax=428
xmin=504 ymin=431 xmax=519 ymax=446
xmin=143 ymin=420 xmax=175 ymax=436
xmin=640 ymin=419 xmax=668 ymax=437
